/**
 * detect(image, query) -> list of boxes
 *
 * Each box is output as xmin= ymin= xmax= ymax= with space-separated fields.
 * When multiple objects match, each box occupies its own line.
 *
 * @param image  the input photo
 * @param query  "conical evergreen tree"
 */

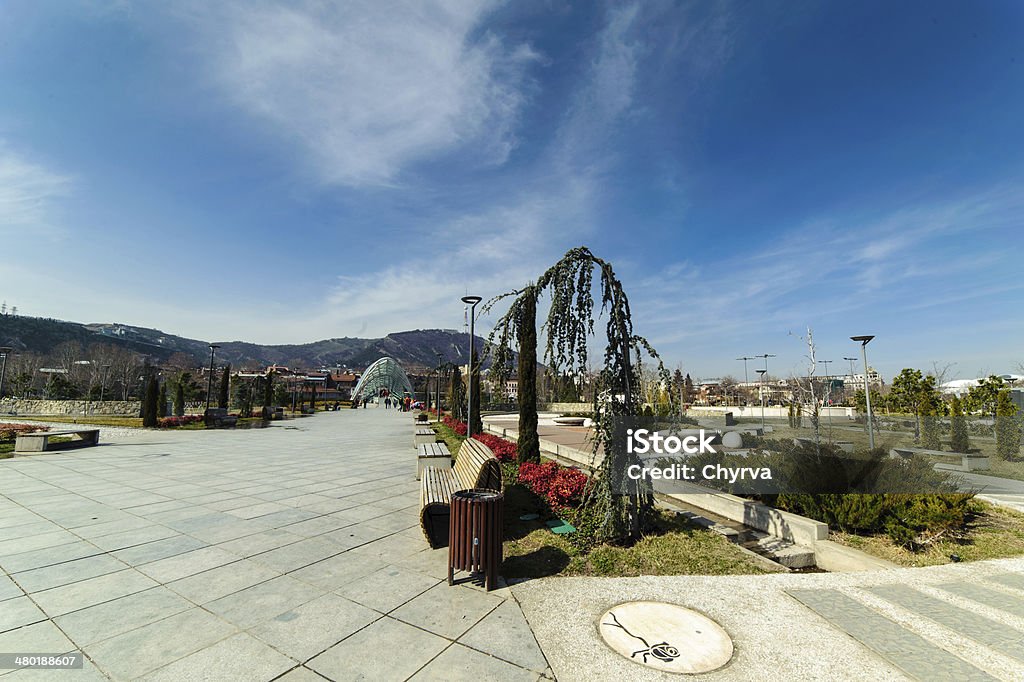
xmin=174 ymin=381 xmax=185 ymax=416
xmin=517 ymin=287 xmax=540 ymax=463
xmin=218 ymin=364 xmax=230 ymax=409
xmin=157 ymin=382 xmax=168 ymax=418
xmin=142 ymin=376 xmax=159 ymax=427
xmin=950 ymin=395 xmax=970 ymax=453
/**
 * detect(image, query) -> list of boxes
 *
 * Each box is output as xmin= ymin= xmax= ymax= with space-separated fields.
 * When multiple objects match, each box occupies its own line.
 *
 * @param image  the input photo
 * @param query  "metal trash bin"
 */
xmin=448 ymin=489 xmax=503 ymax=591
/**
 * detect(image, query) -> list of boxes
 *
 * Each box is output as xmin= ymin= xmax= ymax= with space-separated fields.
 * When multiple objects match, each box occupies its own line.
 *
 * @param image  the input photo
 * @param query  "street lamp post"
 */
xmin=756 ymin=353 xmax=775 ymax=419
xmin=851 ymin=336 xmax=876 ymax=450
xmin=817 ymin=359 xmax=834 ymax=442
xmin=461 ymin=295 xmax=482 ymax=436
xmin=0 ymin=347 xmax=12 ymax=403
xmin=205 ymin=344 xmax=221 ymax=413
xmin=435 ymin=352 xmax=443 ymax=424
xmin=736 ymin=356 xmax=754 ymax=405
xmin=843 ymin=356 xmax=858 ymax=402
xmin=756 ymin=369 xmax=767 ymax=431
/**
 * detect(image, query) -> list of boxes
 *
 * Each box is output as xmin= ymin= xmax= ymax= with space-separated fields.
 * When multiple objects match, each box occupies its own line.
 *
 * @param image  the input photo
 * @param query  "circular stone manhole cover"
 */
xmin=598 ymin=601 xmax=733 ymax=674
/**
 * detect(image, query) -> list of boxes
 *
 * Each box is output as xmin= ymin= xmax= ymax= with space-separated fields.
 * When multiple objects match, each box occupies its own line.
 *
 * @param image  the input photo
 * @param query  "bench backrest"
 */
xmin=454 ymin=438 xmax=502 ymax=491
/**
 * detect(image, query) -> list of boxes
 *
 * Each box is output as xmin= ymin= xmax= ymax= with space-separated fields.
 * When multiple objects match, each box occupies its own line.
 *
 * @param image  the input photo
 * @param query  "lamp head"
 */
xmin=850 ymin=335 xmax=874 ymax=345
xmin=461 ymin=295 xmax=482 ymax=306
xmin=209 ymin=343 xmax=221 ymax=350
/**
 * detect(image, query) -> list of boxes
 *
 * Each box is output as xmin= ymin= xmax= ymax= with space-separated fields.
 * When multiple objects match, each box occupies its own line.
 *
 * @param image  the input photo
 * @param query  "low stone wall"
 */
xmin=688 ymin=405 xmax=855 ymax=420
xmin=542 ymin=402 xmax=593 ymax=414
xmin=0 ymin=399 xmax=141 ymax=416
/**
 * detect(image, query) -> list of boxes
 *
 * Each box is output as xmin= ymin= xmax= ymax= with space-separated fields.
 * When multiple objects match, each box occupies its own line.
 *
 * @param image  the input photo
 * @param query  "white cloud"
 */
xmin=0 ymin=145 xmax=72 ymax=239
xmin=176 ymin=0 xmax=537 ymax=187
xmin=629 ymin=185 xmax=1024 ymax=360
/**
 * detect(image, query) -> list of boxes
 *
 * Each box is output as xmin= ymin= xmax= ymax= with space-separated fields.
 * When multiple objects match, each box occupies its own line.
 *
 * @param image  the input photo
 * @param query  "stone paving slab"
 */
xmin=306 ymin=616 xmax=451 ymax=681
xmin=936 ymin=581 xmax=1024 ymax=620
xmin=867 ymin=585 xmax=1024 ymax=661
xmin=789 ymin=589 xmax=994 ymax=681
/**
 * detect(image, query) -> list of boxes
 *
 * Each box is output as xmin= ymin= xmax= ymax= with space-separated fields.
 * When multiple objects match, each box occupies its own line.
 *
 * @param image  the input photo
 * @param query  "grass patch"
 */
xmin=832 ymin=500 xmax=1024 ymax=567
xmin=501 ymin=480 xmax=767 ymax=579
xmin=14 ymin=415 xmax=143 ymax=428
xmin=0 ymin=442 xmax=14 ymax=459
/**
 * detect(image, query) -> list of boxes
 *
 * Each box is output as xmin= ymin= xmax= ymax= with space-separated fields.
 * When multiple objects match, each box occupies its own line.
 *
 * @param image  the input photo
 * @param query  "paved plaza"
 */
xmin=3 ymin=409 xmax=1024 ymax=680
xmin=0 ymin=410 xmax=550 ymax=681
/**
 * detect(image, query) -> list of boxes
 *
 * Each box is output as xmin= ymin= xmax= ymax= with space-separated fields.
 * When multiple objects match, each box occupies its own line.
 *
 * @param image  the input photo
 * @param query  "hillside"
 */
xmin=0 ymin=315 xmax=492 ymax=372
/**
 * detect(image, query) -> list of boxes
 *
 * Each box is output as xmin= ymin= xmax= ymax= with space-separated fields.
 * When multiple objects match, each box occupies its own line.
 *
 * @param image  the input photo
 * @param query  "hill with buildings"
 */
xmin=0 ymin=314 xmax=487 ymax=372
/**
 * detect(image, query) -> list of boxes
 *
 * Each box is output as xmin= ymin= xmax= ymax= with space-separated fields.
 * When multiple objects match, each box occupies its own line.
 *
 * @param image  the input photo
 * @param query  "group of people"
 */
xmin=352 ymin=394 xmax=414 ymax=411
xmin=381 ymin=395 xmax=413 ymax=411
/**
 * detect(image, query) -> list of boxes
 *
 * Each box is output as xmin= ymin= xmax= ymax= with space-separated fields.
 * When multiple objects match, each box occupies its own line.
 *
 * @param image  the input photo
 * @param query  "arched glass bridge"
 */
xmin=351 ymin=357 xmax=414 ymax=402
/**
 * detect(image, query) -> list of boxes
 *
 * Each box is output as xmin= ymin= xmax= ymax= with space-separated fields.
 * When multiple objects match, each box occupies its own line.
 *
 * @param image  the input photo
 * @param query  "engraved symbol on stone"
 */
xmin=601 ymin=611 xmax=680 ymax=664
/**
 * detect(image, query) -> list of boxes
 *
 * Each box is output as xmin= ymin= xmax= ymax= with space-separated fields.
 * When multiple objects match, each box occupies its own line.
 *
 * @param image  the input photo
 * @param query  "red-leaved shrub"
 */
xmin=157 ymin=415 xmax=205 ymax=428
xmin=442 ymin=415 xmax=467 ymax=436
xmin=519 ymin=460 xmax=588 ymax=512
xmin=471 ymin=433 xmax=517 ymax=462
xmin=0 ymin=423 xmax=49 ymax=441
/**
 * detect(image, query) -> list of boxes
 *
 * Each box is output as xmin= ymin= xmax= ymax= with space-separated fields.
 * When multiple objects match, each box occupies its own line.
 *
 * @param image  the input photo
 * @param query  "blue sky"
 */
xmin=2 ymin=1 xmax=1022 ymax=381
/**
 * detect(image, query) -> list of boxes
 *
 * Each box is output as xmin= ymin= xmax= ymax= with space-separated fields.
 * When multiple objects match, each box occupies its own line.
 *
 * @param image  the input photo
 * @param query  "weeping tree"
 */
xmin=486 ymin=247 xmax=668 ymax=543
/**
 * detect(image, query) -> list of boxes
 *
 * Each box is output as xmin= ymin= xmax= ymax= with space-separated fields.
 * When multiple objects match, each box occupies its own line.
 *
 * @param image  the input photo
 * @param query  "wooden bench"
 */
xmin=420 ymin=438 xmax=502 ymax=549
xmin=204 ymin=408 xmax=238 ymax=428
xmin=417 ymin=442 xmax=451 ymax=481
xmin=15 ymin=429 xmax=99 ymax=453
xmin=414 ymin=427 xmax=436 ymax=448
xmin=890 ymin=447 xmax=990 ymax=472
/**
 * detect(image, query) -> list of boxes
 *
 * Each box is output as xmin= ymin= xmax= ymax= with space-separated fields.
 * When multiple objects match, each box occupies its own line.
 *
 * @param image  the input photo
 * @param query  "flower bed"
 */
xmin=0 ymin=423 xmax=50 ymax=441
xmin=157 ymin=415 xmax=205 ymax=428
xmin=442 ymin=415 xmax=467 ymax=436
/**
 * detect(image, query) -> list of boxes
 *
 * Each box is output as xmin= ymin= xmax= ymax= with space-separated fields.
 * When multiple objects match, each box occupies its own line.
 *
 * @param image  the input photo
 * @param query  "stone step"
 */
xmin=788 ymin=574 xmax=1024 ymax=680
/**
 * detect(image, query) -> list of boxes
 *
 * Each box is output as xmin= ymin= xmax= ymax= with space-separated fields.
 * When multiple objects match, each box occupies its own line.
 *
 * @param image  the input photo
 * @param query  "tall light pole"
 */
xmin=756 ymin=369 xmax=767 ymax=430
xmin=817 ymin=359 xmax=834 ymax=442
xmin=205 ymin=344 xmax=221 ymax=413
xmin=736 ymin=356 xmax=754 ymax=405
xmin=0 ymin=347 xmax=12 ymax=403
xmin=757 ymin=353 xmax=775 ymax=412
xmin=435 ymin=352 xmax=443 ymax=424
xmin=843 ymin=356 xmax=858 ymax=404
xmin=461 ymin=295 xmax=482 ymax=436
xmin=851 ymin=336 xmax=875 ymax=450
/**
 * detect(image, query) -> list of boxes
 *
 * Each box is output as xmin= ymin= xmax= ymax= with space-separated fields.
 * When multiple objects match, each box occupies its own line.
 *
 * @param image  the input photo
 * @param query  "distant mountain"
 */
xmin=0 ymin=315 xmax=494 ymax=372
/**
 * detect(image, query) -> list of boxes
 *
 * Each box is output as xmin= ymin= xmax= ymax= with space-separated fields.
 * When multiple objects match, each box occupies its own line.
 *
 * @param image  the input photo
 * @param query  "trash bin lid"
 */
xmin=452 ymin=489 xmax=503 ymax=502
